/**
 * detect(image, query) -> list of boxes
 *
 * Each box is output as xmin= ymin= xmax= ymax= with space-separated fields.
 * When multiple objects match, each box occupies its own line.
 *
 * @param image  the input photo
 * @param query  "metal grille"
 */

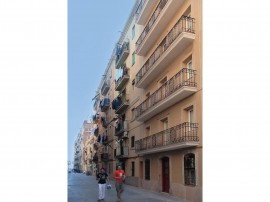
xmin=135 ymin=68 xmax=196 ymax=118
xmin=135 ymin=122 xmax=199 ymax=152
xmin=136 ymin=0 xmax=169 ymax=52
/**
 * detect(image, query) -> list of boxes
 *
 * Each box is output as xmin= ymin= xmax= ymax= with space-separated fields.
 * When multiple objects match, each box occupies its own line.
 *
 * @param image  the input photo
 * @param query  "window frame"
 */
xmin=184 ymin=153 xmax=196 ymax=186
xmin=131 ymin=136 xmax=135 ymax=148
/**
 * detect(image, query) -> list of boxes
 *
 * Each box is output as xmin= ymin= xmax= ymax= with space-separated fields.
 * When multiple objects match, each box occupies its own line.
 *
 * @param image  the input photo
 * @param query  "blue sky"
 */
xmin=68 ymin=0 xmax=135 ymax=164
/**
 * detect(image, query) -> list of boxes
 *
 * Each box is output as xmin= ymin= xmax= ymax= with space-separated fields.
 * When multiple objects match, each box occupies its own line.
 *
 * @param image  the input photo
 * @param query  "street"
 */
xmin=68 ymin=172 xmax=188 ymax=202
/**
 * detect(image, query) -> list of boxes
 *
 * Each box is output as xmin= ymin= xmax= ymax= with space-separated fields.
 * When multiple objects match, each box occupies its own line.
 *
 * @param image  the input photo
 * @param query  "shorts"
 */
xmin=115 ymin=181 xmax=124 ymax=192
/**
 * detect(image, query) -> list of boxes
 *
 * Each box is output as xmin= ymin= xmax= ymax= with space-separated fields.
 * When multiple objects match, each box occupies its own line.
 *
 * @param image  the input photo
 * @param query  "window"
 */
xmin=131 ymin=162 xmax=135 ymax=176
xmin=145 ymin=159 xmax=150 ymax=180
xmin=160 ymin=118 xmax=168 ymax=145
xmin=184 ymin=153 xmax=196 ymax=186
xmin=131 ymin=136 xmax=135 ymax=148
xmin=132 ymin=79 xmax=135 ymax=90
xmin=132 ymin=25 xmax=135 ymax=39
xmin=184 ymin=105 xmax=194 ymax=122
xmin=188 ymin=109 xmax=194 ymax=123
xmin=187 ymin=60 xmax=192 ymax=79
xmin=183 ymin=6 xmax=192 ymax=32
xmin=183 ymin=55 xmax=192 ymax=80
xmin=132 ymin=52 xmax=135 ymax=66
xmin=131 ymin=108 xmax=135 ymax=120
xmin=185 ymin=105 xmax=194 ymax=131
xmin=145 ymin=126 xmax=150 ymax=136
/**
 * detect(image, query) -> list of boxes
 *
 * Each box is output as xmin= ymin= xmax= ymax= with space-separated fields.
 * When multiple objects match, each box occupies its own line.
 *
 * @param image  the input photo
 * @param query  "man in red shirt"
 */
xmin=113 ymin=165 xmax=125 ymax=202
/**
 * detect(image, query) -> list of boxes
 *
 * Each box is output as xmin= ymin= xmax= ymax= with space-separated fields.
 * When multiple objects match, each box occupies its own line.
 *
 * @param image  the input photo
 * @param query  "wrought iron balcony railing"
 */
xmin=115 ymin=67 xmax=130 ymax=91
xmin=115 ymin=42 xmax=130 ymax=69
xmin=101 ymin=117 xmax=109 ymax=128
xmin=100 ymin=98 xmax=110 ymax=112
xmin=135 ymin=0 xmax=146 ymax=17
xmin=101 ymin=80 xmax=110 ymax=96
xmin=115 ymin=146 xmax=129 ymax=158
xmin=115 ymin=120 xmax=128 ymax=136
xmin=112 ymin=94 xmax=129 ymax=114
xmin=135 ymin=68 xmax=196 ymax=119
xmin=135 ymin=122 xmax=199 ymax=153
xmin=136 ymin=0 xmax=168 ymax=53
xmin=135 ymin=15 xmax=195 ymax=85
xmin=92 ymin=114 xmax=100 ymax=124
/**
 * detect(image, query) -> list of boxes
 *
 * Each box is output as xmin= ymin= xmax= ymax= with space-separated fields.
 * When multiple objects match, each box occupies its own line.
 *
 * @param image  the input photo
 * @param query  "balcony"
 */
xmin=115 ymin=146 xmax=129 ymax=158
xmin=135 ymin=68 xmax=197 ymax=121
xmin=93 ymin=98 xmax=99 ymax=110
xmin=92 ymin=114 xmax=100 ymax=124
xmin=101 ymin=80 xmax=110 ymax=96
xmin=136 ymin=0 xmax=159 ymax=25
xmin=112 ymin=94 xmax=129 ymax=114
xmin=115 ymin=67 xmax=130 ymax=91
xmin=94 ymin=127 xmax=99 ymax=137
xmin=136 ymin=0 xmax=185 ymax=56
xmin=94 ymin=143 xmax=99 ymax=151
xmin=101 ymin=153 xmax=109 ymax=161
xmin=97 ymin=135 xmax=108 ymax=145
xmin=135 ymin=16 xmax=196 ymax=88
xmin=135 ymin=122 xmax=199 ymax=155
xmin=101 ymin=117 xmax=109 ymax=128
xmin=100 ymin=98 xmax=110 ymax=112
xmin=115 ymin=42 xmax=130 ymax=69
xmin=93 ymin=154 xmax=99 ymax=163
xmin=115 ymin=120 xmax=128 ymax=137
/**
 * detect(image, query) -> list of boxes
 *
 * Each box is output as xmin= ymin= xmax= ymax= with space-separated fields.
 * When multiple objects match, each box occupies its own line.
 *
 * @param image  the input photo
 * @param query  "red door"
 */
xmin=162 ymin=157 xmax=170 ymax=193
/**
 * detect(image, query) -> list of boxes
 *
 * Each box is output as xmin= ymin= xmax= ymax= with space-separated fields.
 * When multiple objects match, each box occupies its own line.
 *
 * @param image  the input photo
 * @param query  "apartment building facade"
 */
xmin=92 ymin=56 xmax=118 ymax=176
xmin=91 ymin=0 xmax=202 ymax=201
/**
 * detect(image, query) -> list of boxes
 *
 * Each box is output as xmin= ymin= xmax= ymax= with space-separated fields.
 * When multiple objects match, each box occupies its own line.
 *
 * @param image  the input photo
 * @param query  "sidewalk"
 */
xmin=118 ymin=181 xmax=188 ymax=202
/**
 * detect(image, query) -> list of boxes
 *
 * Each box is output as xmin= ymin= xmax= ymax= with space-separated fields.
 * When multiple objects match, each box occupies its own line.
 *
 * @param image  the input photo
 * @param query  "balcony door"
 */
xmin=188 ymin=108 xmax=194 ymax=124
xmin=161 ymin=118 xmax=168 ymax=146
xmin=159 ymin=76 xmax=167 ymax=99
xmin=187 ymin=60 xmax=192 ymax=79
xmin=162 ymin=157 xmax=170 ymax=193
xmin=186 ymin=13 xmax=192 ymax=32
xmin=188 ymin=108 xmax=194 ymax=135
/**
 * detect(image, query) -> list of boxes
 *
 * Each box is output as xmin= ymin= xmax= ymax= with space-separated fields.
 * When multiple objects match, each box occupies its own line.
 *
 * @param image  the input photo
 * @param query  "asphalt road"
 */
xmin=68 ymin=172 xmax=187 ymax=202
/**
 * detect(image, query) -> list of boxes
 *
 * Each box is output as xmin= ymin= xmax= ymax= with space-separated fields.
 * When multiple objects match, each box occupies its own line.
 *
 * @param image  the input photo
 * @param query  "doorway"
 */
xmin=162 ymin=157 xmax=170 ymax=193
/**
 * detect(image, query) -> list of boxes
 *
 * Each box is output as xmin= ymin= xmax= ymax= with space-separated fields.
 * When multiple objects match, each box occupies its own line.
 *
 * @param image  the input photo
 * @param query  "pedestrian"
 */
xmin=96 ymin=167 xmax=109 ymax=201
xmin=113 ymin=165 xmax=125 ymax=202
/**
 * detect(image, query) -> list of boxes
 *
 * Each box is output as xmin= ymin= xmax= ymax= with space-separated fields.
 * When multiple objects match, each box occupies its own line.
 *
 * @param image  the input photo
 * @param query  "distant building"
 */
xmin=81 ymin=120 xmax=93 ymax=172
xmin=73 ymin=132 xmax=82 ymax=171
